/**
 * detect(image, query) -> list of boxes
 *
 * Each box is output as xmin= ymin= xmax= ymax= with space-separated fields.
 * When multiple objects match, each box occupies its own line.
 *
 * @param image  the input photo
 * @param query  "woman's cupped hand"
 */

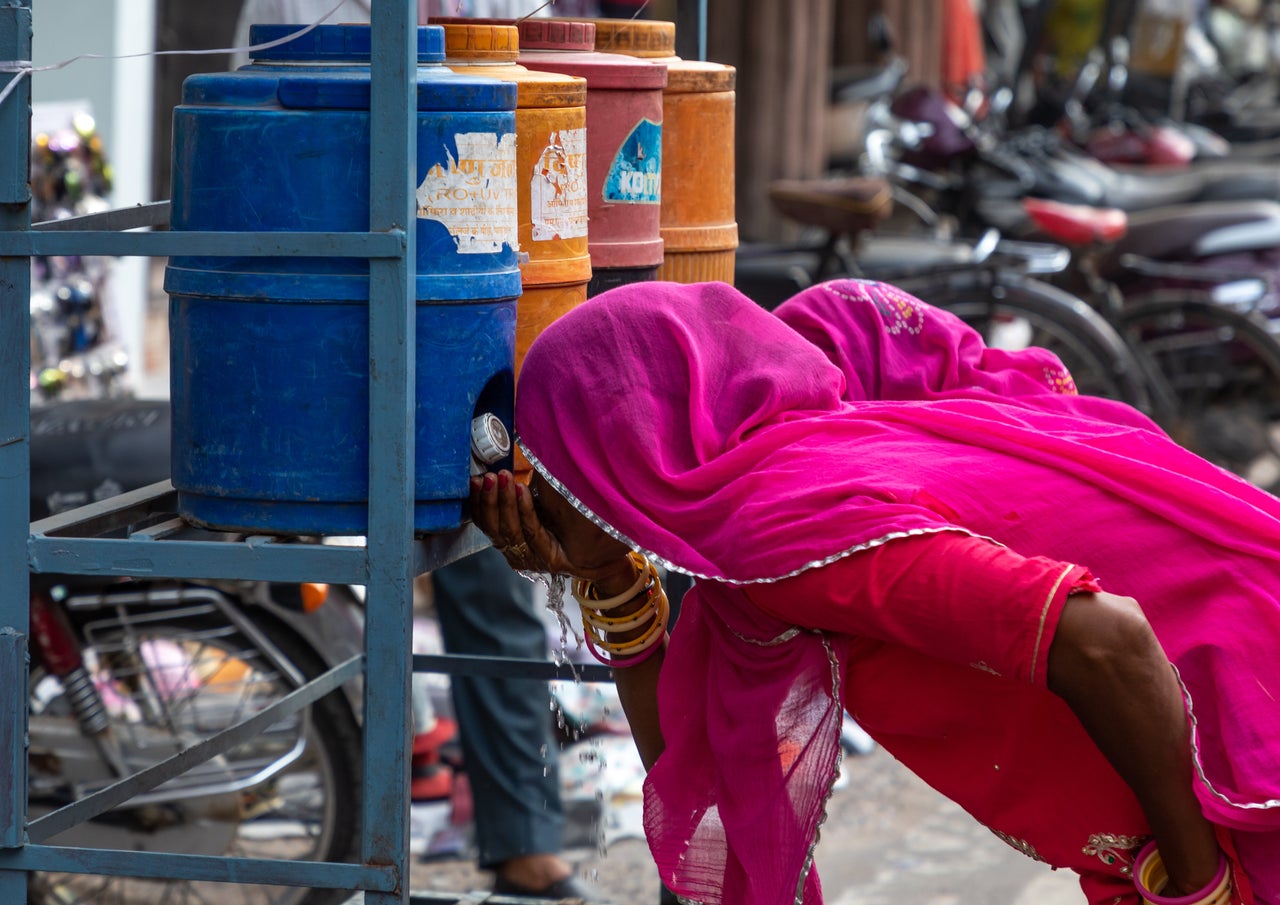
xmin=469 ymin=470 xmax=635 ymax=588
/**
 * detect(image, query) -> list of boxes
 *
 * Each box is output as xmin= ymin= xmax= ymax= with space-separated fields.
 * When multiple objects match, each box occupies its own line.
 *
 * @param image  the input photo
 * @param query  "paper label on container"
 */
xmin=530 ymin=127 xmax=589 ymax=242
xmin=604 ymin=118 xmax=661 ymax=205
xmin=417 ymin=132 xmax=519 ymax=254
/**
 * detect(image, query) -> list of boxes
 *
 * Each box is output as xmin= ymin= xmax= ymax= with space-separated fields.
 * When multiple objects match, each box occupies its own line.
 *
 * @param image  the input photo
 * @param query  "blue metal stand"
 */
xmin=0 ymin=1 xmax=487 ymax=902
xmin=1 ymin=4 xmax=34 ymax=904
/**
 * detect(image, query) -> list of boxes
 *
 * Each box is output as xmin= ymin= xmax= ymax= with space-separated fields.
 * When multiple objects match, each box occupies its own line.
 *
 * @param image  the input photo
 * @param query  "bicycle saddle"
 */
xmin=768 ymin=177 xmax=893 ymax=238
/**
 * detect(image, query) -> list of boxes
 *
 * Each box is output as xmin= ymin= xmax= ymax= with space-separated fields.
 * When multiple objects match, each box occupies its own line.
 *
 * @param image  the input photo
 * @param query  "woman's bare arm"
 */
xmin=1048 ymin=592 xmax=1220 ymax=894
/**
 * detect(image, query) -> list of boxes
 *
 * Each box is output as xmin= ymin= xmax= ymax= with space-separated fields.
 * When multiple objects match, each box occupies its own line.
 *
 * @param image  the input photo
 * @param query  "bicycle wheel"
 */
xmin=1119 ymin=294 xmax=1280 ymax=490
xmin=896 ymin=269 xmax=1157 ymax=411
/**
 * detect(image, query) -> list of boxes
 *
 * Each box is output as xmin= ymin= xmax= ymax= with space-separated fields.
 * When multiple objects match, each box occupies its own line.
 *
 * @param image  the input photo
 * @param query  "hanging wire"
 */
xmin=0 ymin=0 xmax=349 ymax=110
xmin=516 ymin=0 xmax=559 ymax=25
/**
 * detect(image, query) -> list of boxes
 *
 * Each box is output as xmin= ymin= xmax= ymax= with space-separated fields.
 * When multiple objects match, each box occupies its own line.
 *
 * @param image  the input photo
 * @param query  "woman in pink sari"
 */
xmin=470 ymin=278 xmax=1280 ymax=905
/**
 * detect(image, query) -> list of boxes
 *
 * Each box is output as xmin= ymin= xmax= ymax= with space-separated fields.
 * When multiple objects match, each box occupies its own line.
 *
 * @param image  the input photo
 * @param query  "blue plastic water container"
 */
xmin=166 ymin=25 xmax=522 ymax=535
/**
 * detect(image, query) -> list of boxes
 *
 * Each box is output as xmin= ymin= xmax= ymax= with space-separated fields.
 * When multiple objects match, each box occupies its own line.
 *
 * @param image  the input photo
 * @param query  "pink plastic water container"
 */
xmin=517 ymin=19 xmax=667 ymax=297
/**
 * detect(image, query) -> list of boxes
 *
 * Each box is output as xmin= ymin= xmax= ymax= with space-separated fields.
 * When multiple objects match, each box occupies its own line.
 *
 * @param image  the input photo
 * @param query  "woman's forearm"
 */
xmin=1047 ymin=592 xmax=1220 ymax=895
xmin=613 ymin=640 xmax=667 ymax=770
xmin=588 ymin=561 xmax=667 ymax=770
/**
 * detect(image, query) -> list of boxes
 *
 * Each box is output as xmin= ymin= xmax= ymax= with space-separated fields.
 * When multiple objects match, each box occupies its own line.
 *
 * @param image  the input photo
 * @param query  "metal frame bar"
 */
xmin=0 ymin=229 xmax=406 ymax=257
xmin=0 ymin=845 xmax=396 ymax=891
xmin=0 ymin=631 xmax=27 ymax=849
xmin=1 ymin=7 xmax=34 ymax=905
xmin=31 ymin=200 xmax=170 ymax=231
xmin=413 ymin=653 xmax=614 ymax=685
xmin=28 ymin=480 xmax=490 ymax=582
xmin=362 ymin=5 xmax=418 ymax=903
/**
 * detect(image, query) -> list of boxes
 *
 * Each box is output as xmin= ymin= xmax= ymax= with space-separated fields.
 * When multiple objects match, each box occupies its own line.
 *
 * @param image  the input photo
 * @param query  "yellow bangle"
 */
xmin=571 ymin=552 xmax=654 ymax=611
xmin=1134 ymin=842 xmax=1230 ymax=905
xmin=585 ymin=590 xmax=669 ymax=656
xmin=580 ymin=590 xmax=660 ymax=634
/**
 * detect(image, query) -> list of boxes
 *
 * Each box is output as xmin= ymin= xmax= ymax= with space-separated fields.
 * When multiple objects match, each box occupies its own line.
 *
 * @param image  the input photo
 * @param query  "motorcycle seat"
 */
xmin=1107 ymin=201 xmax=1280 ymax=264
xmin=768 ymin=177 xmax=894 ymax=238
xmin=30 ymin=398 xmax=171 ymax=522
xmin=1021 ymin=198 xmax=1128 ymax=246
xmin=1093 ymin=155 xmax=1280 ymax=212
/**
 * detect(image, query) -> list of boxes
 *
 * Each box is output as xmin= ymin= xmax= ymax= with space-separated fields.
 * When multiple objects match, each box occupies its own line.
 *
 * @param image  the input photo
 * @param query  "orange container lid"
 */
xmin=432 ymin=18 xmax=587 ymax=108
xmin=437 ymin=20 xmax=520 ymax=62
xmin=588 ymin=18 xmax=675 ymax=57
xmin=666 ymin=59 xmax=736 ymax=93
xmin=568 ymin=18 xmax=733 ymax=92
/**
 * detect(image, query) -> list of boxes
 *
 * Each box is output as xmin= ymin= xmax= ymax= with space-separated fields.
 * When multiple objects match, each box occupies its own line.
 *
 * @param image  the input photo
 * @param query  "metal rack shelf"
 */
xmin=28 ymin=480 xmax=489 ymax=584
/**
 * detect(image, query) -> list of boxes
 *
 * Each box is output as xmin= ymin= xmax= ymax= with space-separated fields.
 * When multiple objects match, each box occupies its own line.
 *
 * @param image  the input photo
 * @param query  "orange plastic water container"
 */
xmin=517 ymin=19 xmax=668 ymax=297
xmin=588 ymin=18 xmax=737 ymax=285
xmin=432 ymin=19 xmax=591 ymax=374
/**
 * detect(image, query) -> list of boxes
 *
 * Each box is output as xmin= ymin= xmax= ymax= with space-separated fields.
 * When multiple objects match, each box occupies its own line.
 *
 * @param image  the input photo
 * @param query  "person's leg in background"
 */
xmin=432 ymin=545 xmax=594 ymax=900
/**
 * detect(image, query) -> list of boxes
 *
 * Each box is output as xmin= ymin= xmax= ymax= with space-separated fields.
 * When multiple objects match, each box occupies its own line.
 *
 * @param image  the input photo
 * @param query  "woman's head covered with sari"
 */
xmin=513 ymin=278 xmax=1133 ymax=584
xmin=517 ymin=280 xmax=964 ymax=583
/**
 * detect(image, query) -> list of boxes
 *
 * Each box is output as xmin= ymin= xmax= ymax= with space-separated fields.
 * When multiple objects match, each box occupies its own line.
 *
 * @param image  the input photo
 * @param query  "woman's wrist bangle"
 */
xmin=1134 ymin=842 xmax=1230 ymax=905
xmin=583 ymin=620 xmax=668 ymax=669
xmin=582 ymin=587 xmax=669 ymax=665
xmin=580 ymin=585 xmax=659 ymax=633
xmin=572 ymin=552 xmax=654 ymax=611
xmin=593 ymin=592 xmax=669 ymax=654
xmin=583 ymin=590 xmax=668 ymax=652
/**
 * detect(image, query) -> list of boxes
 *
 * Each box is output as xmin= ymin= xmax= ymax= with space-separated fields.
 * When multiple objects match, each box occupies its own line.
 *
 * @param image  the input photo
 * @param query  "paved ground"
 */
xmin=393 ymin=745 xmax=1082 ymax=905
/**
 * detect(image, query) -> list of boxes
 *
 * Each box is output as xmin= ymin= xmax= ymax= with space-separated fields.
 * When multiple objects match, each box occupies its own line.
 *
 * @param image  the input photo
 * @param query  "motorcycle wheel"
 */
xmin=27 ymin=599 xmax=361 ymax=905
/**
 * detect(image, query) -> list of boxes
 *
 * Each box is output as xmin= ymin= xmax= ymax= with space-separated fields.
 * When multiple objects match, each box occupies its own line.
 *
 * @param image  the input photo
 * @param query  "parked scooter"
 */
xmin=26 ymin=397 xmax=365 ymax=905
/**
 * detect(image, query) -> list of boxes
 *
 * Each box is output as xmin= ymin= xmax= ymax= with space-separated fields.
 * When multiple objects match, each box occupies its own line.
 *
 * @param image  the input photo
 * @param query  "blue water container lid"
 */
xmin=180 ymin=69 xmax=517 ymax=111
xmin=275 ymin=71 xmax=517 ymax=111
xmin=248 ymin=23 xmax=446 ymax=63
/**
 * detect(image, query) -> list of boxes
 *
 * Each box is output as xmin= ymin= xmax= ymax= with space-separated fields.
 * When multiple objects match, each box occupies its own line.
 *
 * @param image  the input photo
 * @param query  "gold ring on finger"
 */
xmin=504 ymin=541 xmax=531 ymax=560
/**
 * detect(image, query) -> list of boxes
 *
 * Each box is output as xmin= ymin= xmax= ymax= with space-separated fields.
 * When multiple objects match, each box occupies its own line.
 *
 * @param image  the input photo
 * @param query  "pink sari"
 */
xmin=773 ymin=278 xmax=1159 ymax=428
xmin=514 ymin=279 xmax=1280 ymax=904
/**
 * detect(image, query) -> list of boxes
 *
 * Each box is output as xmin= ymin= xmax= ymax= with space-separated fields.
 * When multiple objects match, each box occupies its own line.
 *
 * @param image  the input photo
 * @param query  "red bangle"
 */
xmin=583 ymin=624 xmax=667 ymax=669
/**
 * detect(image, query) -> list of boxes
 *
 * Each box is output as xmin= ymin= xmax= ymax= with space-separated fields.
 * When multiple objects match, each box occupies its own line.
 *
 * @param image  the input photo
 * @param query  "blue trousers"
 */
xmin=431 ymin=545 xmax=564 ymax=869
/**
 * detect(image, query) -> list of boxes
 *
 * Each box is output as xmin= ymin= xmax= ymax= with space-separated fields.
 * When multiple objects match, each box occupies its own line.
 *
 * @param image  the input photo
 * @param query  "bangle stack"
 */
xmin=1134 ymin=842 xmax=1231 ymax=905
xmin=572 ymin=552 xmax=669 ymax=669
